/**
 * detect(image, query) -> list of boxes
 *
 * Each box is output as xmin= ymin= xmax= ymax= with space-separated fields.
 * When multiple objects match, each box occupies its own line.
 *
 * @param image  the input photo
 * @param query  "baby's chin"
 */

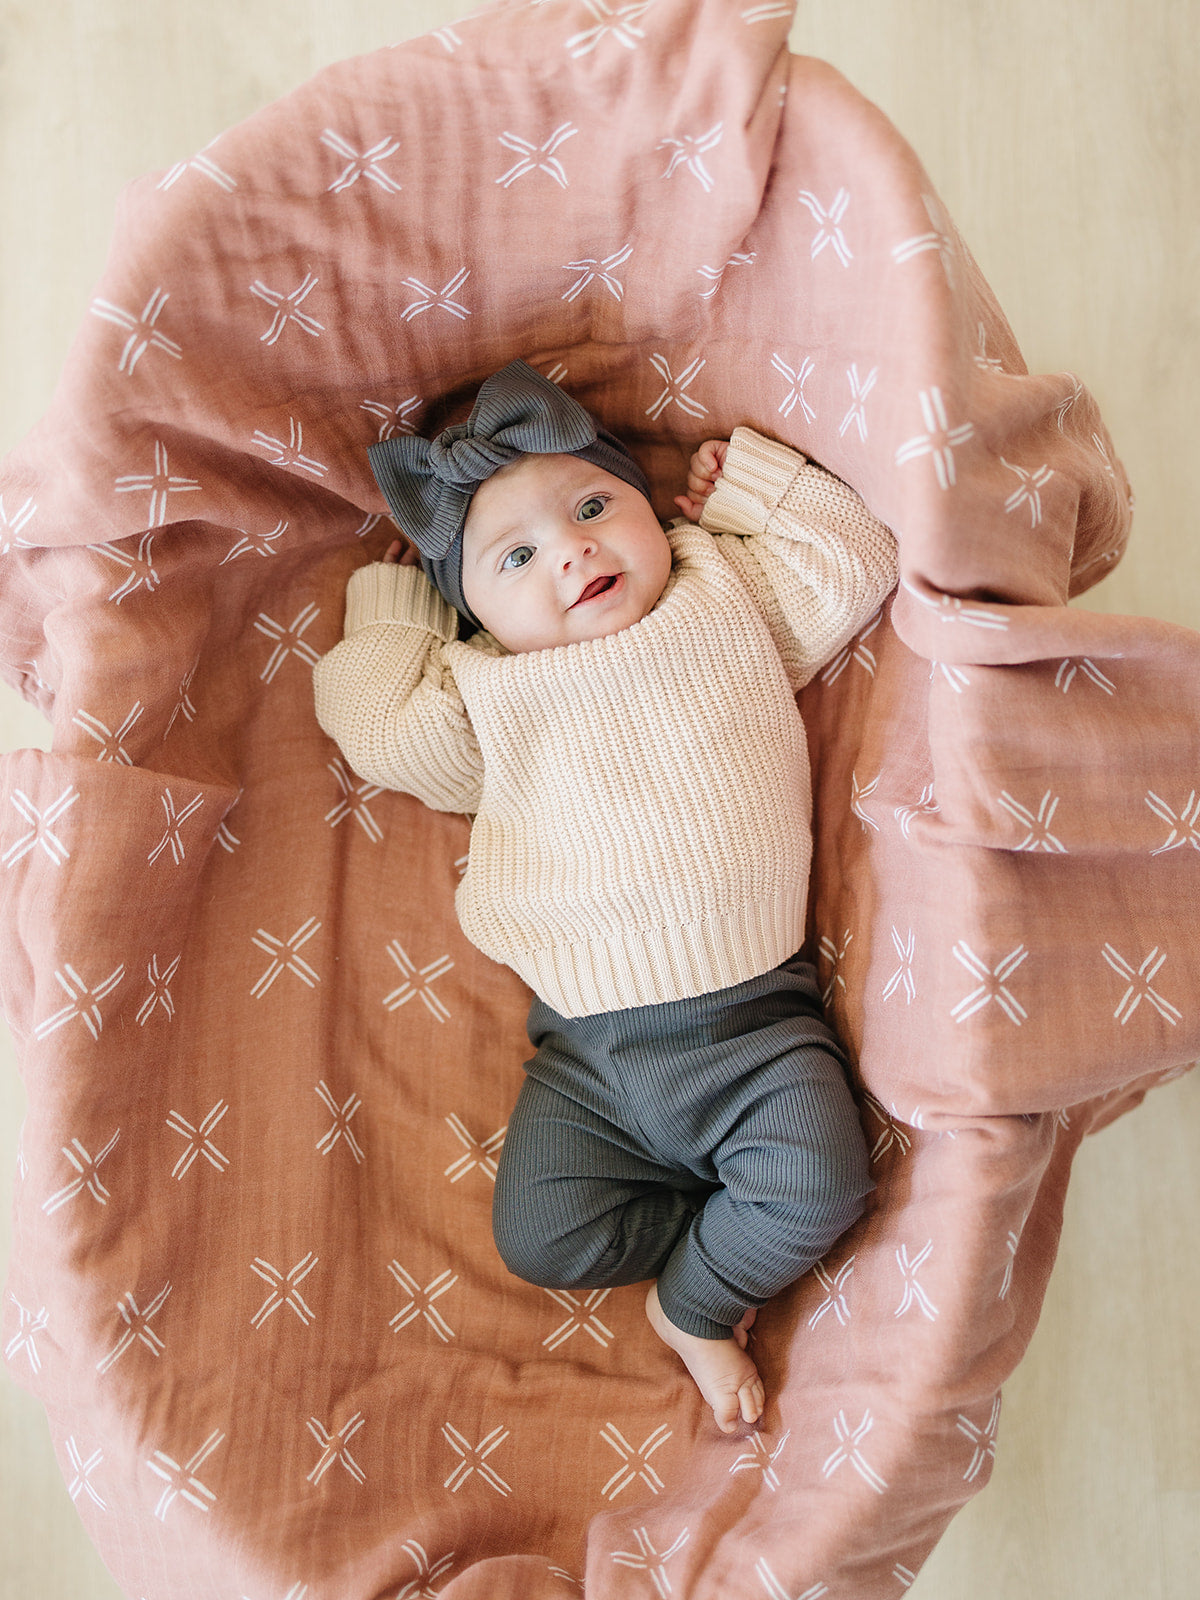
xmin=499 ymin=596 xmax=655 ymax=653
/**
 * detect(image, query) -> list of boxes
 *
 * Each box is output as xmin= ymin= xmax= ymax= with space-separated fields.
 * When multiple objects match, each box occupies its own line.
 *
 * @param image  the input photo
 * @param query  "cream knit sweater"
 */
xmin=314 ymin=429 xmax=897 ymax=1017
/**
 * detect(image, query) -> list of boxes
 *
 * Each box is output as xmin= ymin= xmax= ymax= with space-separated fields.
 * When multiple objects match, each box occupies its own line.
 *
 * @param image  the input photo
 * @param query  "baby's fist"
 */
xmin=675 ymin=439 xmax=729 ymax=522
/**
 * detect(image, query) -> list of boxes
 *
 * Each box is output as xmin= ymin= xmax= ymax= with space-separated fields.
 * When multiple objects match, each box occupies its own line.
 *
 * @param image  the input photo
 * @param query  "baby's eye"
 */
xmin=501 ymin=544 xmax=535 ymax=571
xmin=578 ymin=495 xmax=607 ymax=521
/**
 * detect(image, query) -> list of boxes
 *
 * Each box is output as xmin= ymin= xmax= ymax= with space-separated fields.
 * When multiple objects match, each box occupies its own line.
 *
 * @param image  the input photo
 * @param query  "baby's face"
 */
xmin=460 ymin=453 xmax=672 ymax=653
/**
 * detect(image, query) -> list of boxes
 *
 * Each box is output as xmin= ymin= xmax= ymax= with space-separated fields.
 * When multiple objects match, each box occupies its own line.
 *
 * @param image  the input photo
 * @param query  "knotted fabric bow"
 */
xmin=367 ymin=359 xmax=652 ymax=628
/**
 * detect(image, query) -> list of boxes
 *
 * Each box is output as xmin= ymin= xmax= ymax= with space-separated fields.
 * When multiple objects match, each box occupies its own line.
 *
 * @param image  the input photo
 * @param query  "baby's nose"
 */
xmin=559 ymin=531 xmax=597 ymax=567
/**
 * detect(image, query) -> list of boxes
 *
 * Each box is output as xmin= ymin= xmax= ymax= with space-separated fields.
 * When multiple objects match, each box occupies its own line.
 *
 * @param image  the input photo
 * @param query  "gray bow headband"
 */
xmin=367 ymin=359 xmax=652 ymax=627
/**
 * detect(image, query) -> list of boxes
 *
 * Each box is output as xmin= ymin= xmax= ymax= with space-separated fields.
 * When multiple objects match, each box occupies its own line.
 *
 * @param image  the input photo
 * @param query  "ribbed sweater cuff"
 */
xmin=700 ymin=426 xmax=806 ymax=539
xmin=344 ymin=562 xmax=459 ymax=641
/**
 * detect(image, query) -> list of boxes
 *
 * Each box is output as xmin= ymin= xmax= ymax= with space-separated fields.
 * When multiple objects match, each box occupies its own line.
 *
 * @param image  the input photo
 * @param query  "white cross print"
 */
xmin=115 ymin=441 xmax=201 ymax=526
xmin=818 ymin=928 xmax=852 ymax=1007
xmin=890 ymin=194 xmax=956 ymax=285
xmin=73 ymin=702 xmax=144 ymax=763
xmin=565 ymin=0 xmax=652 ymax=58
xmin=0 ymin=493 xmax=36 ymax=553
xmin=821 ymin=610 xmax=882 ymax=685
xmin=882 ymin=927 xmax=917 ymax=1005
xmin=950 ymin=942 xmax=1029 ymax=1026
xmin=611 ymin=1527 xmax=690 ymax=1597
xmin=3 ymin=785 xmax=79 ymax=869
xmin=388 ymin=1263 xmax=458 ymax=1343
xmin=542 ymin=1287 xmax=614 ymax=1351
xmin=158 ymin=139 xmax=236 ymax=192
xmin=935 ymin=588 xmax=999 ymax=663
xmin=562 ymin=243 xmax=633 ymax=303
xmin=1001 ymin=457 xmax=1055 ymax=527
xmin=975 ymin=322 xmax=1006 ymax=375
xmin=741 ymin=3 xmax=796 ymax=24
xmin=894 ymin=1241 xmax=939 ymax=1320
xmin=1054 ymin=375 xmax=1084 ymax=430
xmin=326 ymin=759 xmax=385 ymax=843
xmin=1055 ymin=657 xmax=1116 ymax=696
xmin=999 ymin=1225 xmax=1022 ymax=1301
xmin=957 ymin=1395 xmax=1002 ymax=1483
xmin=385 ymin=940 xmax=454 ymax=1021
xmin=34 ymin=964 xmax=125 ymax=1043
xmin=251 ymin=273 xmax=325 ymax=346
xmin=997 ymin=790 xmax=1067 ymax=853
xmin=307 ymin=1412 xmax=366 ymax=1486
xmin=221 ymin=519 xmax=289 ymax=564
xmin=600 ymin=1422 xmax=672 ymax=1500
xmin=808 ymin=1255 xmax=855 ymax=1328
xmin=253 ymin=417 xmax=328 ymax=478
xmin=1146 ymin=789 xmax=1200 ymax=854
xmin=894 ymin=781 xmax=939 ymax=840
xmin=862 ymin=1094 xmax=913 ymax=1162
xmin=444 ymin=1114 xmax=506 ymax=1183
xmin=646 ymin=354 xmax=708 ymax=421
xmin=1102 ymin=945 xmax=1181 ymax=1027
xmin=166 ymin=1100 xmax=230 ymax=1180
xmin=659 ymin=122 xmax=723 ymax=193
xmin=93 ymin=531 xmax=160 ymax=606
xmin=754 ymin=1559 xmax=829 ymax=1600
xmin=925 ymin=658 xmax=970 ymax=695
xmin=321 ymin=129 xmax=402 ymax=194
xmin=315 ymin=1080 xmax=365 ymax=1163
xmin=90 ymin=287 xmax=183 ymax=375
xmin=5 ymin=1296 xmax=49 ymax=1373
xmin=838 ymin=363 xmax=877 ymax=441
xmin=496 ymin=122 xmax=578 ymax=188
xmin=256 ymin=602 xmax=323 ymax=682
xmin=771 ymin=353 xmax=817 ymax=422
xmin=137 ymin=953 xmax=181 ymax=1024
xmin=401 ymin=267 xmax=471 ymax=322
xmin=148 ymin=788 xmax=204 ymax=867
xmin=251 ymin=917 xmax=322 ymax=997
xmin=851 ymin=770 xmax=881 ymax=832
xmin=442 ymin=1423 xmax=511 ymax=1496
xmin=893 ymin=1565 xmax=917 ymax=1591
xmin=250 ymin=1252 xmax=319 ymax=1328
xmin=730 ymin=1429 xmax=791 ymax=1491
xmin=146 ymin=1428 xmax=224 ymax=1521
xmin=65 ymin=1438 xmax=107 ymax=1511
xmin=798 ymin=187 xmax=853 ymax=266
xmin=698 ymin=251 xmax=756 ymax=299
xmin=547 ymin=1568 xmax=584 ymax=1592
xmin=361 ymin=395 xmax=422 ymax=441
xmin=1092 ymin=431 xmax=1117 ymax=477
xmin=96 ymin=1282 xmax=172 ymax=1375
xmin=895 ymin=388 xmax=976 ymax=489
xmin=821 ymin=1409 xmax=887 ymax=1494
xmin=397 ymin=1540 xmax=456 ymax=1599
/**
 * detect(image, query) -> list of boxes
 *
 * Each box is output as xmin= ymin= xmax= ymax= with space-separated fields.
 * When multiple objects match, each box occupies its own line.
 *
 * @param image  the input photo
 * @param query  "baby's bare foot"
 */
xmin=646 ymin=1284 xmax=765 ymax=1434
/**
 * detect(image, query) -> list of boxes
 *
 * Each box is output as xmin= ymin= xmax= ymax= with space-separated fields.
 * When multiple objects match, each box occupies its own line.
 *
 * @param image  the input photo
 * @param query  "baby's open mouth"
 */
xmin=572 ymin=574 xmax=620 ymax=606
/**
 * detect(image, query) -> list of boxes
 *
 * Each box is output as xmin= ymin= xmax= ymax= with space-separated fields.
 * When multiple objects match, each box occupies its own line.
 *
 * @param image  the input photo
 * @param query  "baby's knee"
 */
xmin=492 ymin=1194 xmax=605 ymax=1290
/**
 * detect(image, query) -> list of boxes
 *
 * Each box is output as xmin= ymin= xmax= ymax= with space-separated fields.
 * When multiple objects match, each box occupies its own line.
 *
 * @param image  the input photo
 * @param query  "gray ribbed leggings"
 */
xmin=492 ymin=954 xmax=872 ymax=1339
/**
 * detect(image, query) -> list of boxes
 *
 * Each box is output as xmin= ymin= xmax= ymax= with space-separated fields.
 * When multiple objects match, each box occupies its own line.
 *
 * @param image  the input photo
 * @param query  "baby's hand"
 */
xmin=383 ymin=537 xmax=421 ymax=567
xmin=674 ymin=439 xmax=730 ymax=522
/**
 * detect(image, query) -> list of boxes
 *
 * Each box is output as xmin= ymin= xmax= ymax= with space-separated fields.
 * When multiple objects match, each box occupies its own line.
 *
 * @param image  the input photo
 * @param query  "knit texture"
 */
xmin=313 ymin=429 xmax=898 ymax=1016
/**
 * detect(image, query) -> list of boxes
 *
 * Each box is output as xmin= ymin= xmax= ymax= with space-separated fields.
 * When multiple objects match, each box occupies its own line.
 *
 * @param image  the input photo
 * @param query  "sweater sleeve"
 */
xmin=312 ymin=562 xmax=484 ymax=815
xmin=698 ymin=427 xmax=899 ymax=690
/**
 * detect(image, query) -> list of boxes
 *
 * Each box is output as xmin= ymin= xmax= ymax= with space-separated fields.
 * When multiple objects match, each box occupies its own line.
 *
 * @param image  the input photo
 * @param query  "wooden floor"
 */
xmin=1 ymin=3 xmax=1196 ymax=1596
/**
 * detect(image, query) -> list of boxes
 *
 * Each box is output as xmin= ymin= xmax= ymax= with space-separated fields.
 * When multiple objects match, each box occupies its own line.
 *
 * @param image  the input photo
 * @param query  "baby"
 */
xmin=314 ymin=359 xmax=899 ymax=1432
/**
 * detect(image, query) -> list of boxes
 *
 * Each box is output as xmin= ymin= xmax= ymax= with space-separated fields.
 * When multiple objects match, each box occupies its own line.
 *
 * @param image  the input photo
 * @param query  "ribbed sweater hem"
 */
xmin=508 ymin=887 xmax=810 ymax=1019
